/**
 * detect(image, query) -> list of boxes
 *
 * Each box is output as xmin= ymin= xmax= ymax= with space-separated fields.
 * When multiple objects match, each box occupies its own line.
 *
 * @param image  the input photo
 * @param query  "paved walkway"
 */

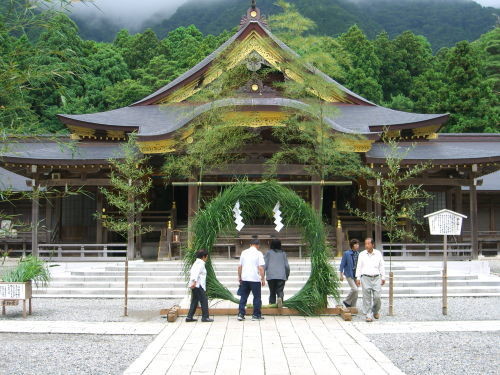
xmin=124 ymin=316 xmax=404 ymax=375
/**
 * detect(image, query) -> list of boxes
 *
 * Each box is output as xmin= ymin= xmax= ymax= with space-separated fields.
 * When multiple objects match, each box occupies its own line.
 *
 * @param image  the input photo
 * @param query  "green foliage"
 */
xmin=1 ymin=256 xmax=52 ymax=286
xmin=139 ymin=0 xmax=497 ymax=51
xmin=348 ymin=134 xmax=431 ymax=245
xmin=186 ymin=181 xmax=339 ymax=315
xmin=0 ymin=1 xmax=496 ymax=135
xmin=98 ymin=133 xmax=152 ymax=236
xmin=474 ymin=27 xmax=500 ymax=94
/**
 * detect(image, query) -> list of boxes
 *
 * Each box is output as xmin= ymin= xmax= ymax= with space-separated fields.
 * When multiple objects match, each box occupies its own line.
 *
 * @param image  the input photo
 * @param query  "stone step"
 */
xmin=42 ymin=279 xmax=500 ymax=289
xmin=33 ymin=285 xmax=500 ymax=297
xmin=50 ymin=274 xmax=479 ymax=282
xmin=71 ymin=270 xmax=442 ymax=277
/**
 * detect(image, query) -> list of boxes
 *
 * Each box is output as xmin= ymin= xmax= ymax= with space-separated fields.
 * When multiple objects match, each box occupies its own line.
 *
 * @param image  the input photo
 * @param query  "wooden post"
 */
xmin=331 ymin=201 xmax=338 ymax=227
xmin=187 ymin=182 xmax=198 ymax=244
xmin=365 ymin=189 xmax=373 ymax=238
xmin=45 ymin=197 xmax=52 ymax=244
xmin=389 ymin=271 xmax=394 ymax=316
xmin=311 ymin=176 xmax=321 ymax=213
xmin=135 ymin=212 xmax=142 ymax=257
xmin=443 ymin=234 xmax=448 ymax=315
xmin=470 ymin=183 xmax=478 ymax=259
xmin=446 ymin=188 xmax=453 ymax=210
xmin=54 ymin=196 xmax=61 ymax=243
xmin=374 ymin=183 xmax=382 ymax=246
xmin=124 ymin=259 xmax=128 ymax=317
xmin=96 ymin=190 xmax=103 ymax=244
xmin=31 ymin=185 xmax=39 ymax=257
xmin=171 ymin=201 xmax=177 ymax=229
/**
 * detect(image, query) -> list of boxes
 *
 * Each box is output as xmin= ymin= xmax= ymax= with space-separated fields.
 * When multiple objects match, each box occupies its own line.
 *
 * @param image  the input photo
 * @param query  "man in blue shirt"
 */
xmin=339 ymin=239 xmax=360 ymax=308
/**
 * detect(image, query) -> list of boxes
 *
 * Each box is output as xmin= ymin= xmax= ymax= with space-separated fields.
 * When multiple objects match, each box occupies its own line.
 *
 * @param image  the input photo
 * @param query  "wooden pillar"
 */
xmin=331 ymin=201 xmax=338 ymax=227
xmin=31 ymin=186 xmax=39 ymax=257
xmin=54 ymin=195 xmax=61 ymax=243
xmin=454 ymin=188 xmax=463 ymax=213
xmin=374 ymin=183 xmax=382 ymax=247
xmin=470 ymin=183 xmax=478 ymax=259
xmin=45 ymin=197 xmax=52 ymax=244
xmin=96 ymin=190 xmax=103 ymax=244
xmin=135 ymin=212 xmax=142 ymax=257
xmin=366 ymin=188 xmax=374 ymax=239
xmin=311 ymin=176 xmax=321 ymax=213
xmin=446 ymin=188 xmax=453 ymax=210
xmin=187 ymin=183 xmax=198 ymax=244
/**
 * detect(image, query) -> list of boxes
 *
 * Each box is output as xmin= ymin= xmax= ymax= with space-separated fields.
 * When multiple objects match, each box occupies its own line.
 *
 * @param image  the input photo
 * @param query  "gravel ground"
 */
xmin=0 ymin=298 xmax=180 ymax=322
xmin=0 ymin=333 xmax=153 ymax=375
xmin=368 ymin=331 xmax=500 ymax=375
xmin=348 ymin=297 xmax=500 ymax=322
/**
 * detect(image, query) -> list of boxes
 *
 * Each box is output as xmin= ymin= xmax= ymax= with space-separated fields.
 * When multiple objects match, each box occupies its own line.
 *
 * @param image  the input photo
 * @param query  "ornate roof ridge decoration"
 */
xmin=240 ymin=3 xmax=268 ymax=29
xmin=127 ymin=13 xmax=373 ymax=106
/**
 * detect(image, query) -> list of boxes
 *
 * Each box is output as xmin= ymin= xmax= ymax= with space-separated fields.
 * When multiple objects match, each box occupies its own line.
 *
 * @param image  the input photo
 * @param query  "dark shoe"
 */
xmin=366 ymin=317 xmax=373 ymax=322
xmin=185 ymin=317 xmax=197 ymax=322
xmin=343 ymin=301 xmax=351 ymax=308
xmin=252 ymin=315 xmax=264 ymax=321
xmin=374 ymin=313 xmax=380 ymax=319
xmin=237 ymin=314 xmax=245 ymax=321
xmin=202 ymin=318 xmax=214 ymax=322
xmin=277 ymin=297 xmax=283 ymax=308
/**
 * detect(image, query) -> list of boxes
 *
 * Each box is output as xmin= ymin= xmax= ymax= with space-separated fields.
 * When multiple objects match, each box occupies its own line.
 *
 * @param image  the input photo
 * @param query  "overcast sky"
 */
xmin=67 ymin=0 xmax=500 ymax=31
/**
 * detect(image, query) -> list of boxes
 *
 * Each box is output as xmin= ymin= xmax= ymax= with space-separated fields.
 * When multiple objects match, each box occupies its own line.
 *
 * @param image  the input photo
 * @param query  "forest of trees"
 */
xmin=0 ymin=1 xmax=498 ymax=134
xmin=74 ymin=0 xmax=499 ymax=51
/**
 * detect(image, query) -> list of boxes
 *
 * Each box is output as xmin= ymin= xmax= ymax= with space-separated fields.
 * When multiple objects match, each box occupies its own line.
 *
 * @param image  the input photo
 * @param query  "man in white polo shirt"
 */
xmin=356 ymin=238 xmax=385 ymax=322
xmin=237 ymin=238 xmax=266 ymax=321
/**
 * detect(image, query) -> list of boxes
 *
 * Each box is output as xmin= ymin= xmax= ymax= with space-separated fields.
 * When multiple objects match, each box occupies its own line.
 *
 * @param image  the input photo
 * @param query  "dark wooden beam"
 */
xmin=366 ymin=178 xmax=477 ymax=187
xmin=205 ymin=164 xmax=307 ymax=176
xmin=40 ymin=178 xmax=111 ymax=187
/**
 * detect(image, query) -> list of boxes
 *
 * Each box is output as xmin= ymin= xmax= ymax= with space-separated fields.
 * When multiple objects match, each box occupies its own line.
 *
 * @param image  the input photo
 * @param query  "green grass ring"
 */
xmin=184 ymin=181 xmax=339 ymax=315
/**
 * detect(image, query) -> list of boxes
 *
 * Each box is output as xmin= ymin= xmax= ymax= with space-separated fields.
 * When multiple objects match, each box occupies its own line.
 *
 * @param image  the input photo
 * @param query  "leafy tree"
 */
xmin=338 ymin=25 xmax=383 ymax=103
xmin=267 ymin=1 xmax=366 ymax=213
xmin=348 ymin=134 xmax=430 ymax=315
xmin=473 ymin=27 xmax=500 ymax=94
xmin=442 ymin=41 xmax=498 ymax=133
xmin=97 ymin=133 xmax=152 ymax=259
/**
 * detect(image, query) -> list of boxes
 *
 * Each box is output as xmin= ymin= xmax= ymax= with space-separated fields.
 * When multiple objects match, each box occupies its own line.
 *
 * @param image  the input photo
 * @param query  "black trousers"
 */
xmin=267 ymin=279 xmax=286 ymax=304
xmin=187 ymin=287 xmax=209 ymax=319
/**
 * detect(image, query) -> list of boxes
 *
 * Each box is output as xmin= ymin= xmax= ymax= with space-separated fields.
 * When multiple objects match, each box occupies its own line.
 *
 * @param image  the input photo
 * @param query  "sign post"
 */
xmin=424 ymin=209 xmax=467 ymax=315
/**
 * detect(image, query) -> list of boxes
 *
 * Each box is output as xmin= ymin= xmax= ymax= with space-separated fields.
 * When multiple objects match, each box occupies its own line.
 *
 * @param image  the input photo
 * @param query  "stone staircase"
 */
xmin=33 ymin=260 xmax=500 ymax=298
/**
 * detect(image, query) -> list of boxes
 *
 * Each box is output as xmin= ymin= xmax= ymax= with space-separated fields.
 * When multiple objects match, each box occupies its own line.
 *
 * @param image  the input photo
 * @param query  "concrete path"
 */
xmin=124 ymin=316 xmax=404 ymax=375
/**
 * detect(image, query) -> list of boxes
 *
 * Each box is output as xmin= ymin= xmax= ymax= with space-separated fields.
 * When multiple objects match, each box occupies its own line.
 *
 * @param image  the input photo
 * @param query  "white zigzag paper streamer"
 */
xmin=273 ymin=202 xmax=284 ymax=232
xmin=233 ymin=200 xmax=245 ymax=231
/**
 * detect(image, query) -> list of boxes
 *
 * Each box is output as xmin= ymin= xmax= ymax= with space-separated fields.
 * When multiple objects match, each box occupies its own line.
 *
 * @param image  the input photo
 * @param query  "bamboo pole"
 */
xmin=172 ymin=181 xmax=352 ymax=186
xmin=443 ymin=234 xmax=448 ymax=315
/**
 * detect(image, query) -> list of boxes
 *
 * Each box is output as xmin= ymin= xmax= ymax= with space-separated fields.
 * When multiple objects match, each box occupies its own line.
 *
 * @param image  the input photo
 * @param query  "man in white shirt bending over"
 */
xmin=356 ymin=238 xmax=386 ymax=322
xmin=237 ymin=238 xmax=266 ymax=321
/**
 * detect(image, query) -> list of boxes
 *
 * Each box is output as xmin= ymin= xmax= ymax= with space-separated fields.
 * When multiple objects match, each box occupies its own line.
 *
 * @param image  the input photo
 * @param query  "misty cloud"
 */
xmin=67 ymin=0 xmax=192 ymax=31
xmin=66 ymin=0 xmax=499 ymax=34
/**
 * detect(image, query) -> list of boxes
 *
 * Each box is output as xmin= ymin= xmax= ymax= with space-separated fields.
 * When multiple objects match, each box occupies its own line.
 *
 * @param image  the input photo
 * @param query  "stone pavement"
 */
xmin=124 ymin=315 xmax=404 ymax=375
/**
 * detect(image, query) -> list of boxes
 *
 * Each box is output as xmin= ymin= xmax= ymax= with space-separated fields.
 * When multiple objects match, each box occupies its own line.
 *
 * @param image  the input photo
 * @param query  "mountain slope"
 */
xmin=145 ymin=0 xmax=498 ymax=50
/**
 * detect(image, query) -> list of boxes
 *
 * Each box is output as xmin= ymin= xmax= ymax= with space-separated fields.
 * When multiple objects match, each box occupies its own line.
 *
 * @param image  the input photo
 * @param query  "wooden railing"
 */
xmin=381 ymin=243 xmax=472 ymax=260
xmin=37 ymin=244 xmax=127 ymax=261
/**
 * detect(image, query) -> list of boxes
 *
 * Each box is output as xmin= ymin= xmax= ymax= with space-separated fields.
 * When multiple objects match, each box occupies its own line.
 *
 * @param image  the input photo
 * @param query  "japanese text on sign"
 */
xmin=0 ymin=284 xmax=25 ymax=299
xmin=428 ymin=213 xmax=463 ymax=235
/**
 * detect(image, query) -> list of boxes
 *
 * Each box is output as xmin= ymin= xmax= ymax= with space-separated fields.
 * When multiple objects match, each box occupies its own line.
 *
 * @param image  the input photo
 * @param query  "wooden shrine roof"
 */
xmin=59 ymin=99 xmax=448 ymax=141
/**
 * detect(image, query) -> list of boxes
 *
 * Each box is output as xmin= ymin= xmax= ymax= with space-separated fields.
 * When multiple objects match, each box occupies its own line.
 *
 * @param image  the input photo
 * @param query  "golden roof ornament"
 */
xmin=240 ymin=0 xmax=268 ymax=29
